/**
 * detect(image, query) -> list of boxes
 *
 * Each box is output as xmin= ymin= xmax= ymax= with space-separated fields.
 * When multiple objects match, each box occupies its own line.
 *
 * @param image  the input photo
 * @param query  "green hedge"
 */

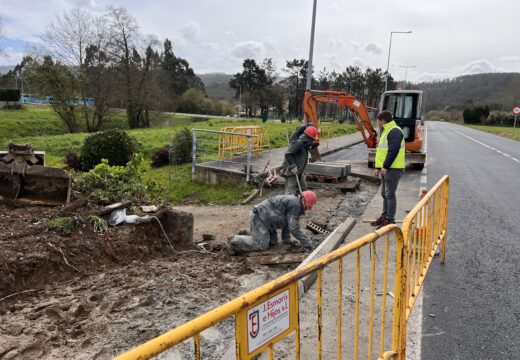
xmin=0 ymin=89 xmax=21 ymax=102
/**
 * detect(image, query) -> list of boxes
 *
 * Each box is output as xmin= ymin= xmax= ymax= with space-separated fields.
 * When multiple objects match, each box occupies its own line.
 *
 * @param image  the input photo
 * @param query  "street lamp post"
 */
xmin=384 ymin=30 xmax=412 ymax=92
xmin=306 ymin=0 xmax=318 ymax=91
xmin=399 ymin=65 xmax=416 ymax=89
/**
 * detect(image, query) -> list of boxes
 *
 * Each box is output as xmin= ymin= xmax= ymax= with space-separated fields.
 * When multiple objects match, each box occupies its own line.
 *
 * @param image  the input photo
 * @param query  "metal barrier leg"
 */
xmin=192 ymin=132 xmax=197 ymax=174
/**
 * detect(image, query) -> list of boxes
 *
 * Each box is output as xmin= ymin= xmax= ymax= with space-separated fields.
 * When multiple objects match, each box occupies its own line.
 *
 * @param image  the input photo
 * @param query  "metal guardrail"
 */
xmin=114 ymin=176 xmax=450 ymax=360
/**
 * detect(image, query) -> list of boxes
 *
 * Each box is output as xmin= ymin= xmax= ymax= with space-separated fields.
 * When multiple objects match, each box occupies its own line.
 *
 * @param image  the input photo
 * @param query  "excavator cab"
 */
xmin=376 ymin=90 xmax=426 ymax=169
xmin=379 ymin=90 xmax=423 ymax=152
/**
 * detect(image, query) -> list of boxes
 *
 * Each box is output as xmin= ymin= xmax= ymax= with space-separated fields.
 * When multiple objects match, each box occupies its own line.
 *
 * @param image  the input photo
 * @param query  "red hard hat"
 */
xmin=304 ymin=126 xmax=319 ymax=140
xmin=302 ymin=190 xmax=318 ymax=210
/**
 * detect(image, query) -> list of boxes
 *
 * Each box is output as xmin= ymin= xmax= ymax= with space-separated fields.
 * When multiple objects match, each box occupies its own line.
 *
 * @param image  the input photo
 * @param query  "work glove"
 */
xmin=291 ymin=167 xmax=299 ymax=176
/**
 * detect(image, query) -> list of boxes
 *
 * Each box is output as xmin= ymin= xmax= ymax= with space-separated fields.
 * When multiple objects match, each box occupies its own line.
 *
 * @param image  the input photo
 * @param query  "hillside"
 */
xmin=414 ymin=73 xmax=520 ymax=111
xmin=197 ymin=72 xmax=235 ymax=101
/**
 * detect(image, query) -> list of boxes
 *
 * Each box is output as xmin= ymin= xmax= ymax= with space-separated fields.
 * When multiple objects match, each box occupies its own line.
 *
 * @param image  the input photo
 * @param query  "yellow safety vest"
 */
xmin=375 ymin=120 xmax=405 ymax=169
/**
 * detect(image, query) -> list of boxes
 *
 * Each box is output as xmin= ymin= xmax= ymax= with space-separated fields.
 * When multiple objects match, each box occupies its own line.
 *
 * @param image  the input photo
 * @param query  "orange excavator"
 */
xmin=303 ymin=89 xmax=426 ymax=169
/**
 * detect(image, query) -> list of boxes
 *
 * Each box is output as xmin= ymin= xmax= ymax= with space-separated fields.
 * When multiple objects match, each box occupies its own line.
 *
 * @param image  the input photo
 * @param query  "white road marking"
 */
xmin=421 ymin=176 xmax=427 ymax=184
xmin=446 ymin=125 xmax=518 ymax=164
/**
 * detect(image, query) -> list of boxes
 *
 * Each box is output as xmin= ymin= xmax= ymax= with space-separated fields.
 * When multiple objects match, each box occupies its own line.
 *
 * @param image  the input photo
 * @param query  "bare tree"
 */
xmin=44 ymin=8 xmax=94 ymax=68
xmin=105 ymin=6 xmax=141 ymax=128
xmin=83 ymin=16 xmax=114 ymax=131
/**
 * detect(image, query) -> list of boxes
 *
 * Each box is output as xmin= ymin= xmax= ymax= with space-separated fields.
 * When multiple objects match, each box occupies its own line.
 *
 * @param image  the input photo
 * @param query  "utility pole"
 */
xmin=306 ymin=0 xmax=317 ymax=91
xmin=384 ymin=30 xmax=412 ymax=92
xmin=399 ymin=65 xmax=416 ymax=89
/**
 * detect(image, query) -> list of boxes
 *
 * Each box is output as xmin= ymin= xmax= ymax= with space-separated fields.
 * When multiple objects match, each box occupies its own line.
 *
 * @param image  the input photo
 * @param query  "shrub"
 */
xmin=151 ymin=147 xmax=170 ymax=168
xmin=64 ymin=151 xmax=82 ymax=171
xmin=170 ymin=128 xmax=193 ymax=164
xmin=75 ymin=155 xmax=148 ymax=204
xmin=0 ymin=89 xmax=21 ymax=102
xmin=81 ymin=129 xmax=139 ymax=171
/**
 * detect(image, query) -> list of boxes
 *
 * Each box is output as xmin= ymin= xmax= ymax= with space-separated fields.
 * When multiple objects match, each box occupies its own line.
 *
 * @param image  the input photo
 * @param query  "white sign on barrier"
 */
xmin=246 ymin=289 xmax=290 ymax=354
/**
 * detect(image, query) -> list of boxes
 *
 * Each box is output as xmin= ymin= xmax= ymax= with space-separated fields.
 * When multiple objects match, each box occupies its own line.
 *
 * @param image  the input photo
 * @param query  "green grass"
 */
xmin=466 ymin=125 xmax=520 ymax=142
xmin=0 ymin=105 xmax=358 ymax=203
xmin=144 ymin=164 xmax=250 ymax=204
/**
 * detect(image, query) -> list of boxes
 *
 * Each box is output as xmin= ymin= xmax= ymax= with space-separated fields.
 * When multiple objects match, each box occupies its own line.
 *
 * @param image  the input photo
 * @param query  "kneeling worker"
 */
xmin=228 ymin=191 xmax=318 ymax=255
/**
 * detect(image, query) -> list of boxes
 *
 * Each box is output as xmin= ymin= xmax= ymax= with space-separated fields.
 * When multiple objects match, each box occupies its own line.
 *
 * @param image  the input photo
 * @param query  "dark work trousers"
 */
xmin=284 ymin=174 xmax=307 ymax=195
xmin=380 ymin=169 xmax=403 ymax=222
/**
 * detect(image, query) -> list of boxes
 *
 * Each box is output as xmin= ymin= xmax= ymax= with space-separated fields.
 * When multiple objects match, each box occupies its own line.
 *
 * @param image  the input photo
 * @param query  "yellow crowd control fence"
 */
xmin=401 ymin=175 xmax=449 ymax=319
xmin=115 ymin=176 xmax=450 ymax=360
xmin=218 ymin=126 xmax=270 ymax=160
xmin=319 ymin=125 xmax=330 ymax=150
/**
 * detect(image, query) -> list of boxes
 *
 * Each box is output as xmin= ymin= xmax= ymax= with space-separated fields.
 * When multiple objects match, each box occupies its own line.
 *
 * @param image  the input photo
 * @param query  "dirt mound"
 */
xmin=0 ymin=199 xmax=194 ymax=301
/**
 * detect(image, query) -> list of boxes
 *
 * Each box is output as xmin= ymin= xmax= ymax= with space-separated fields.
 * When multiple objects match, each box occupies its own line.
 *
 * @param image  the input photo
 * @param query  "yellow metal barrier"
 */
xmin=401 ymin=175 xmax=450 ymax=319
xmin=115 ymin=226 xmax=407 ymax=360
xmin=218 ymin=126 xmax=270 ymax=160
xmin=115 ymin=176 xmax=450 ymax=360
xmin=319 ymin=125 xmax=330 ymax=150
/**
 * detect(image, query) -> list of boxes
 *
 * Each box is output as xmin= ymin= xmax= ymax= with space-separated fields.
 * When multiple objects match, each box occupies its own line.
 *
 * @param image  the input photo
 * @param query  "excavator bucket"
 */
xmin=0 ymin=143 xmax=71 ymax=206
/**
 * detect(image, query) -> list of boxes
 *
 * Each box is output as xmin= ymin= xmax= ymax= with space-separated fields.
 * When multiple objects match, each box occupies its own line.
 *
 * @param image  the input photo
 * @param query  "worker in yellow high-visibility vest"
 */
xmin=371 ymin=110 xmax=405 ymax=229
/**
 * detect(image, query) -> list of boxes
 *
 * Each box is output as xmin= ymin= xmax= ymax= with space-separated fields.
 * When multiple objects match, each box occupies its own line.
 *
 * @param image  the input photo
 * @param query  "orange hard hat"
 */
xmin=304 ymin=126 xmax=319 ymax=140
xmin=302 ymin=190 xmax=318 ymax=210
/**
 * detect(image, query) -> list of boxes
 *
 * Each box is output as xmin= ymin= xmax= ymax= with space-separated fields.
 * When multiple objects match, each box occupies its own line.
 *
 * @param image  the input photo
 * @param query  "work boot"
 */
xmin=226 ymin=243 xmax=241 ymax=256
xmin=376 ymin=219 xmax=395 ymax=230
xmin=370 ymin=217 xmax=385 ymax=227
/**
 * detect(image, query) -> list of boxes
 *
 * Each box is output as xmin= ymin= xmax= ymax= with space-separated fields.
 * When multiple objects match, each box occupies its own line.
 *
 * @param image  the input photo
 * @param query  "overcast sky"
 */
xmin=1 ymin=0 xmax=520 ymax=82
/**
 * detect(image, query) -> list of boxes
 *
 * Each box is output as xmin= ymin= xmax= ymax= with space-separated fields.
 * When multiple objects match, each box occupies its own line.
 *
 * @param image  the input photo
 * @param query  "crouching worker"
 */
xmin=228 ymin=191 xmax=318 ymax=255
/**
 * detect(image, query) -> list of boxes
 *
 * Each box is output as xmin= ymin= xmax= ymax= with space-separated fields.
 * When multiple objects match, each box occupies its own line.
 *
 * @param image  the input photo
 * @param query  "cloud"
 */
xmin=347 ymin=41 xmax=361 ymax=51
xmin=328 ymin=38 xmax=343 ymax=49
xmin=231 ymin=41 xmax=265 ymax=59
xmin=461 ymin=59 xmax=495 ymax=75
xmin=66 ymin=0 xmax=100 ymax=10
xmin=365 ymin=42 xmax=383 ymax=55
xmin=225 ymin=31 xmax=235 ymax=40
xmin=498 ymin=55 xmax=520 ymax=63
xmin=0 ymin=46 xmax=23 ymax=65
xmin=264 ymin=38 xmax=278 ymax=51
xmin=180 ymin=21 xmax=202 ymax=42
xmin=201 ymin=42 xmax=219 ymax=52
xmin=321 ymin=54 xmax=342 ymax=70
xmin=352 ymin=57 xmax=369 ymax=69
xmin=330 ymin=2 xmax=342 ymax=12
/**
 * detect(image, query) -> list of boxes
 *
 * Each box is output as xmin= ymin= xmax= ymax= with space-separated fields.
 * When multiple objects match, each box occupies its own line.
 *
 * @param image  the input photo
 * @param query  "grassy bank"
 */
xmin=0 ymin=105 xmax=357 ymax=204
xmin=466 ymin=125 xmax=520 ymax=142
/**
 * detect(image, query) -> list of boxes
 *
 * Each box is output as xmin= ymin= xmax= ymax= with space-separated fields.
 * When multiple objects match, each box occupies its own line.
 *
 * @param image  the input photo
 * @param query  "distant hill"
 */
xmin=0 ymin=65 xmax=15 ymax=75
xmin=197 ymin=73 xmax=235 ymax=101
xmin=413 ymin=73 xmax=520 ymax=111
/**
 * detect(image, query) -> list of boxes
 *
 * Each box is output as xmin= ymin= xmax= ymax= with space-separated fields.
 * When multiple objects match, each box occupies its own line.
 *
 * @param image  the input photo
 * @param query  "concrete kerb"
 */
xmin=297 ymin=217 xmax=357 ymax=295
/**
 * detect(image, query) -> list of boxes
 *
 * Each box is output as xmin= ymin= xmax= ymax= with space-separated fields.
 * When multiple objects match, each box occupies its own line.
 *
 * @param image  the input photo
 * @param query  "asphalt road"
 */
xmin=421 ymin=122 xmax=520 ymax=359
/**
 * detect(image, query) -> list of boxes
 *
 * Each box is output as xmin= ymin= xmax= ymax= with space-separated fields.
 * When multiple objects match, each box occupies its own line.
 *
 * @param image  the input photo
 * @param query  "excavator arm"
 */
xmin=303 ymin=90 xmax=378 ymax=148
